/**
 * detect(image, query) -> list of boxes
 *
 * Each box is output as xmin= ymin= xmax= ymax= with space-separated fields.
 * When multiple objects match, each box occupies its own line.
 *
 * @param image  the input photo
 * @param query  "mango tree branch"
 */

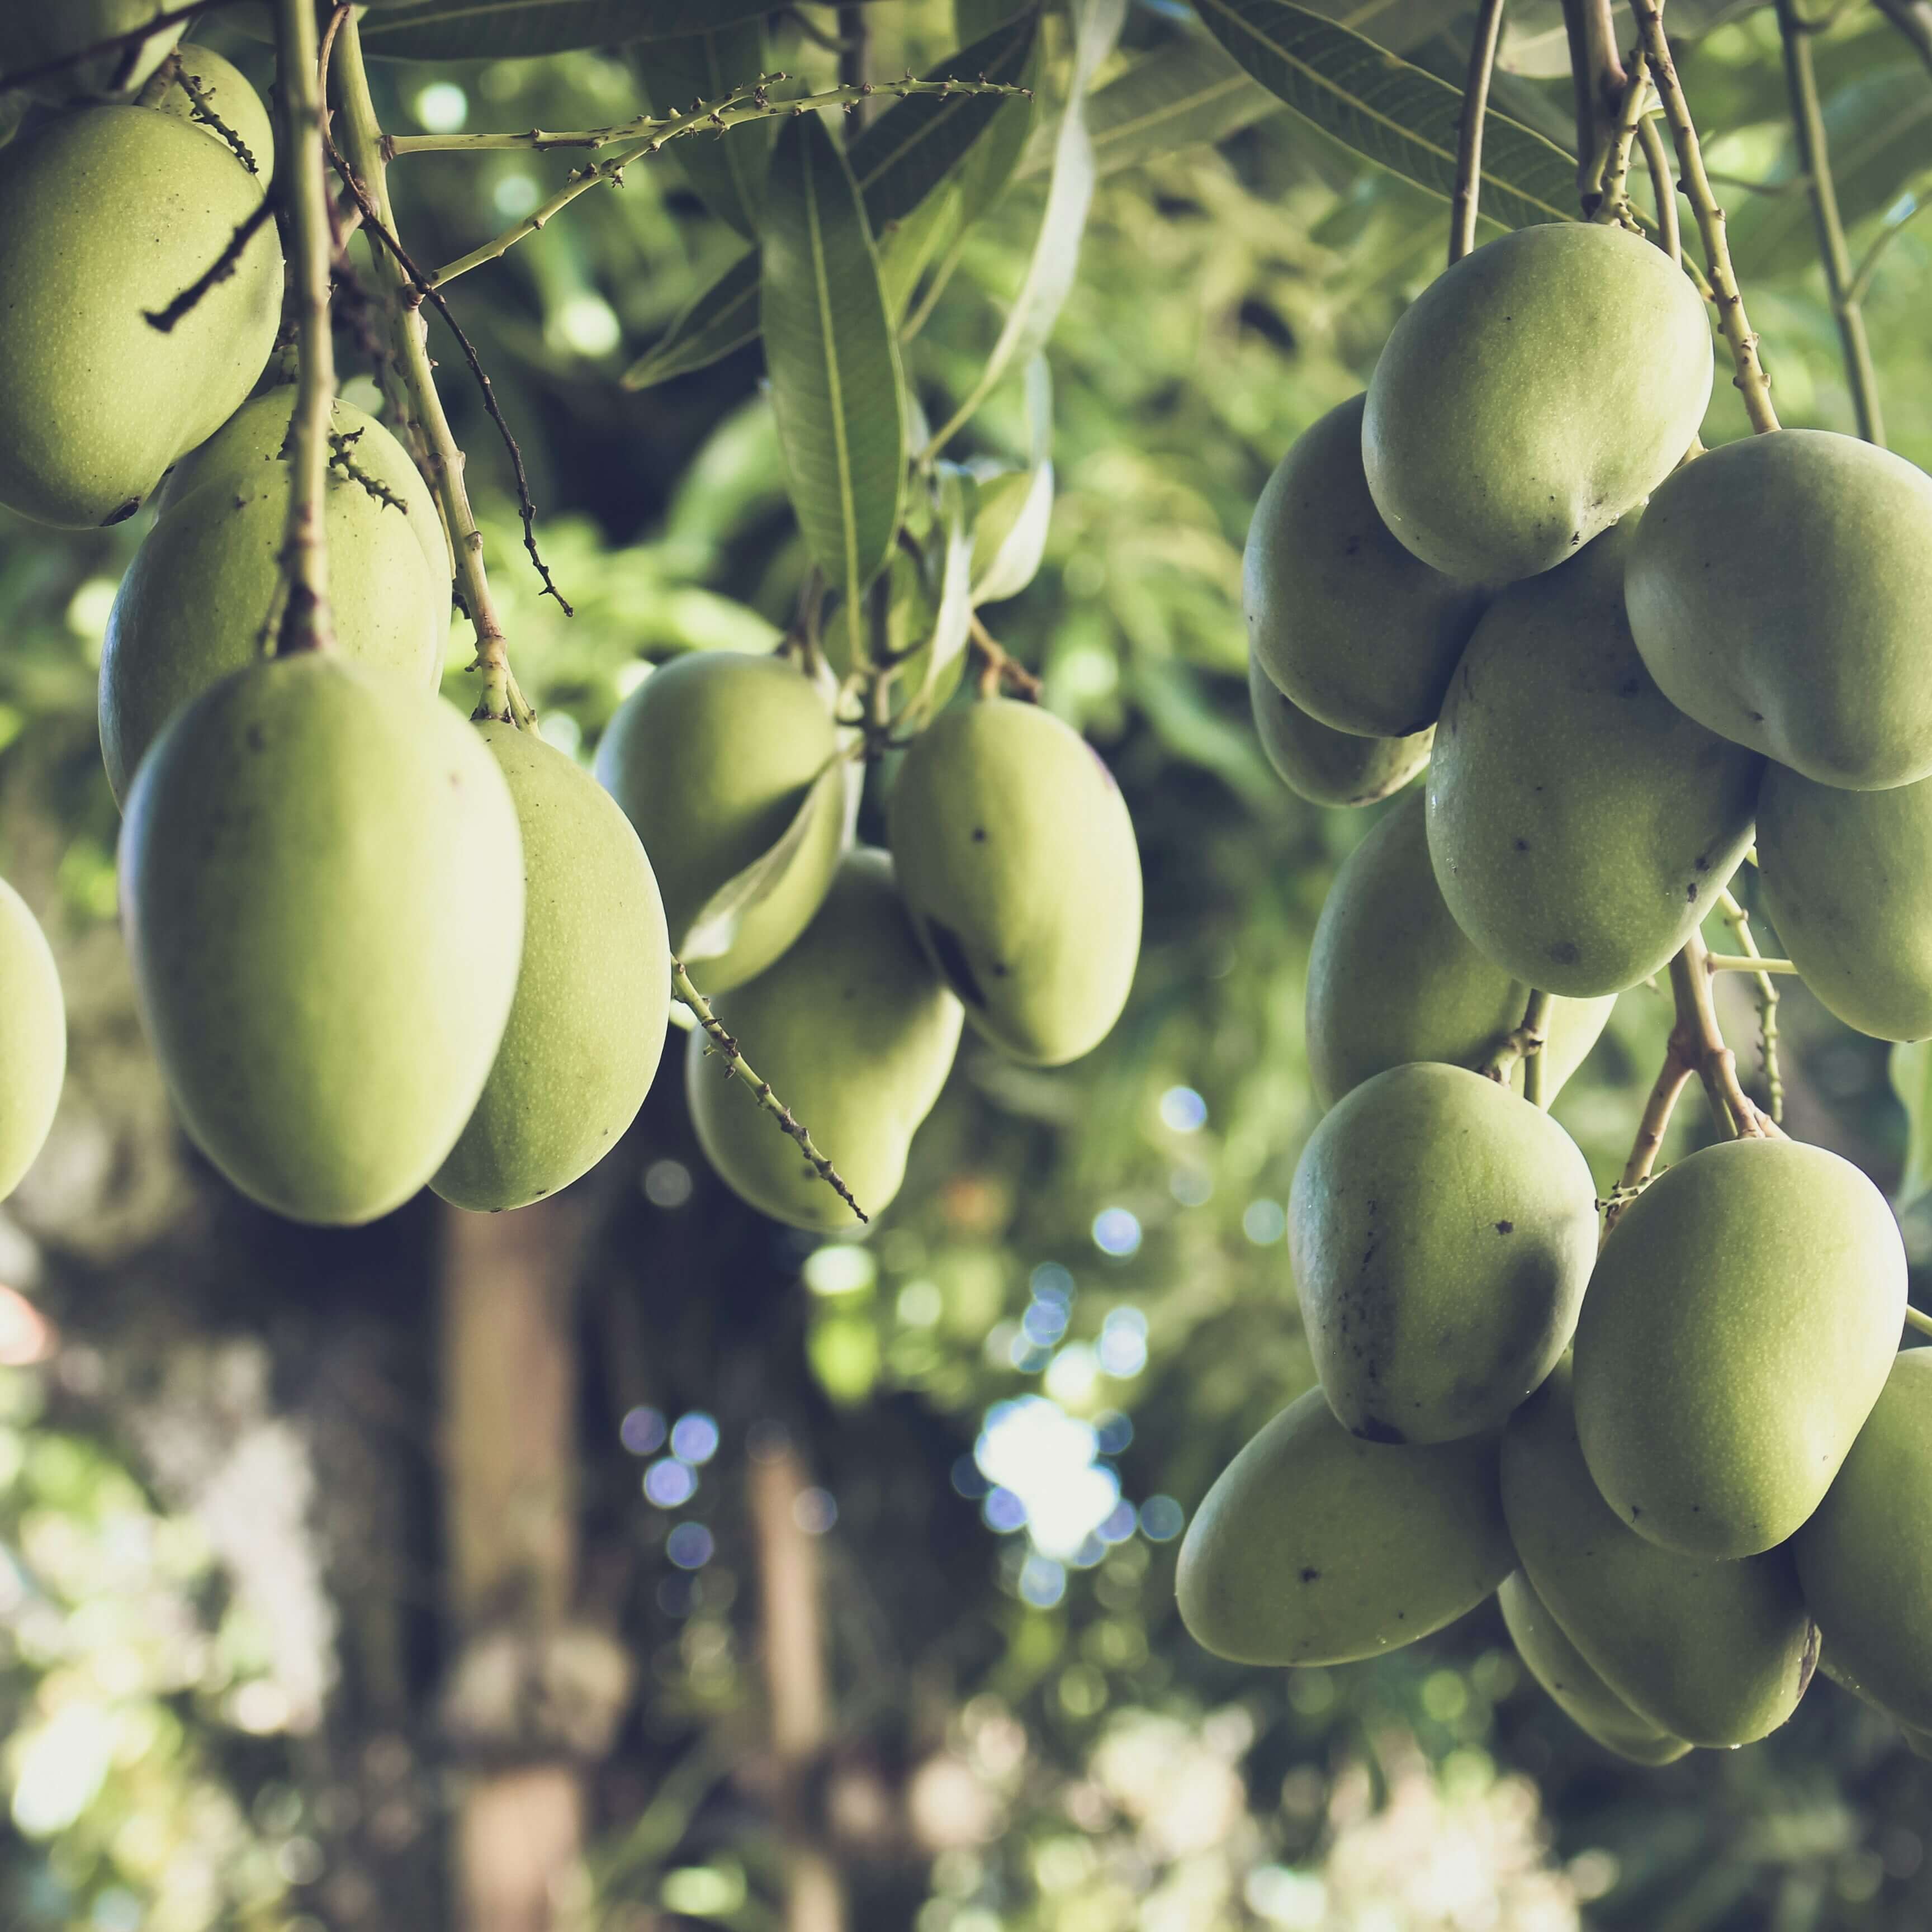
xmin=1906 ymin=1305 xmax=1932 ymax=1339
xmin=1448 ymin=0 xmax=1508 ymax=264
xmin=1777 ymin=0 xmax=1885 ymax=444
xmin=1636 ymin=112 xmax=1682 ymax=263
xmin=1591 ymin=52 xmax=1651 ymax=226
xmin=1561 ymin=0 xmax=1627 ymax=210
xmin=1631 ymin=0 xmax=1781 ymax=432
xmin=1713 ymin=887 xmax=1786 ymax=1122
xmin=671 ymin=963 xmax=867 ymax=1224
xmin=273 ymin=0 xmax=339 ymax=656
xmin=1481 ymin=988 xmax=1551 ymax=1096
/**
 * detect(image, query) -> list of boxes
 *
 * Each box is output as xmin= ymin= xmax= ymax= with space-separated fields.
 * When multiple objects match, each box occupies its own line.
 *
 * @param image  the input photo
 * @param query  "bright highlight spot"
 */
xmin=1243 ymin=1198 xmax=1287 ymax=1245
xmin=670 ymin=1412 xmax=719 ymax=1465
xmin=666 ymin=1522 xmax=714 ymax=1569
xmin=975 ymin=1396 xmax=1121 ymax=1560
xmin=1139 ymin=1495 xmax=1185 ymax=1542
xmin=1159 ymin=1086 xmax=1208 ymax=1133
xmin=804 ymin=1244 xmax=876 ymax=1296
xmin=619 ymin=1405 xmax=666 ymax=1456
xmin=414 ymin=82 xmax=468 ymax=132
xmin=1091 ymin=1208 xmax=1142 ymax=1258
xmin=645 ymin=1458 xmax=697 ymax=1508
xmin=1098 ymin=1306 xmax=1148 ymax=1378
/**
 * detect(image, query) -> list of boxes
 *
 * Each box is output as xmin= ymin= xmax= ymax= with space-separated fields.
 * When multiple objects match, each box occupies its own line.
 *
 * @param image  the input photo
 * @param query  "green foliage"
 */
xmin=629 ymin=22 xmax=771 ymax=237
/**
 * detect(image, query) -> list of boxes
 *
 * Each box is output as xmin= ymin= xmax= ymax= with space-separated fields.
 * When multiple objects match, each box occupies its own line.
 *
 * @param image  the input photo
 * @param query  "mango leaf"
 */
xmin=681 ymin=758 xmax=850 ymax=960
xmin=907 ymin=467 xmax=979 ymax=720
xmin=622 ymin=11 xmax=1039 ymax=389
xmin=970 ymin=356 xmax=1055 ymax=603
xmin=1319 ymin=0 xmax=1465 ymax=50
xmin=1893 ymin=1041 xmax=1932 ymax=1211
xmin=1063 ymin=34 xmax=1281 ymax=179
xmin=363 ymin=0 xmax=883 ymax=58
xmin=629 ymin=23 xmax=770 ymax=238
xmin=761 ymin=112 xmax=906 ymax=650
xmin=880 ymin=179 xmax=964 ymax=320
xmin=1195 ymin=0 xmax=1580 ymax=231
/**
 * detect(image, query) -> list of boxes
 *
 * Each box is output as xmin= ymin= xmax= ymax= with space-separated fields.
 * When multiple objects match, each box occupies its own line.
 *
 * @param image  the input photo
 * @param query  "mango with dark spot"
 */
xmin=1504 ymin=1358 xmax=1815 ymax=1746
xmin=887 ymin=699 xmax=1140 ymax=1066
xmin=1176 ymin=1385 xmax=1512 ymax=1666
xmin=1243 ymin=395 xmax=1486 ymax=737
xmin=1574 ymin=1138 xmax=1905 ymax=1557
xmin=1289 ymin=1063 xmax=1597 ymax=1443
xmin=1362 ymin=224 xmax=1711 ymax=583
xmin=1305 ymin=790 xmax=1613 ymax=1109
xmin=687 ymin=851 xmax=962 ymax=1233
xmin=1247 ymin=652 xmax=1433 ymax=808
xmin=433 ymin=727 xmax=670 ymax=1214
xmin=1426 ymin=523 xmax=1760 ymax=997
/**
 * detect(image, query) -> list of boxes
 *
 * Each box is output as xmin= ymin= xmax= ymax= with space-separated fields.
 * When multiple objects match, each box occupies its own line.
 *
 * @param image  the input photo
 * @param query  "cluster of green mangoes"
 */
xmin=0 ymin=44 xmax=1144 ymax=1231
xmin=1191 ymin=219 xmax=1932 ymax=1764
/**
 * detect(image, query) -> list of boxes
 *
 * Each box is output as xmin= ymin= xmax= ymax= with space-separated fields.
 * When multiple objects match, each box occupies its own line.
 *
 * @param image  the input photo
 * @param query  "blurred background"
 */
xmin=3 ymin=1 xmax=1932 ymax=1926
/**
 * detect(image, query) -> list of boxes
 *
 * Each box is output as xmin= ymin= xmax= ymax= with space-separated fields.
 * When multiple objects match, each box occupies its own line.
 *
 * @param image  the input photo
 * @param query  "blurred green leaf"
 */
xmin=1067 ymin=34 xmax=1283 ymax=179
xmin=760 ymin=112 xmax=906 ymax=642
xmin=1195 ymin=0 xmax=1580 ymax=230
xmin=682 ymin=757 xmax=850 ymax=960
xmin=363 ymin=0 xmax=884 ymax=57
xmin=629 ymin=23 xmax=770 ymax=238
xmin=1892 ymin=1040 xmax=1932 ymax=1210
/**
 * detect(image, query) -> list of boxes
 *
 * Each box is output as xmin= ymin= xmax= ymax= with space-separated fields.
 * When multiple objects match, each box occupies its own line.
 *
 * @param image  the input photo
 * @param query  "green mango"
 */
xmin=433 ymin=726 xmax=671 ymax=1214
xmin=0 ymin=100 xmax=281 ymax=527
xmin=121 ymin=655 xmax=524 ymax=1227
xmin=1243 ymin=395 xmax=1488 ymax=737
xmin=1248 ymin=653 xmax=1432 ymax=809
xmin=0 ymin=2 xmax=180 ymax=102
xmin=1794 ymin=1350 xmax=1932 ymax=1727
xmin=1287 ymin=1062 xmax=1597 ymax=1444
xmin=1497 ymin=1572 xmax=1692 ymax=1766
xmin=1426 ymin=524 xmax=1762 ymax=998
xmin=1627 ymin=432 xmax=1932 ymax=790
xmin=1573 ymin=1138 xmax=1906 ymax=1557
xmin=686 ymin=851 xmax=962 ymax=1233
xmin=1503 ymin=1357 xmax=1816 ymax=1746
xmin=1175 ymin=1385 xmax=1513 ymax=1666
xmin=155 ymin=46 xmax=273 ymax=184
xmin=1363 ymin=223 xmax=1711 ymax=583
xmin=102 ymin=392 xmax=449 ymax=803
xmin=1306 ymin=791 xmax=1614 ymax=1110
xmin=594 ymin=651 xmax=845 ymax=995
xmin=887 ymin=699 xmax=1141 ymax=1066
xmin=0 ymin=879 xmax=65 ymax=1201
xmin=1755 ymin=763 xmax=1932 ymax=1041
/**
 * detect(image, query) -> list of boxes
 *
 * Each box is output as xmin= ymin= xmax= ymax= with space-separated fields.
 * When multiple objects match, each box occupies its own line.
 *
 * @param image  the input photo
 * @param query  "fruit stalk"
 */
xmin=1448 ymin=0 xmax=1507 ymax=264
xmin=1775 ymin=0 xmax=1885 ymax=446
xmin=1714 ymin=886 xmax=1784 ymax=1121
xmin=1560 ymin=0 xmax=1626 ymax=210
xmin=1590 ymin=51 xmax=1651 ymax=228
xmin=272 ymin=0 xmax=340 ymax=654
xmin=1635 ymin=113 xmax=1682 ymax=264
xmin=1482 ymin=988 xmax=1552 ymax=1099
xmin=1630 ymin=0 xmax=1781 ymax=433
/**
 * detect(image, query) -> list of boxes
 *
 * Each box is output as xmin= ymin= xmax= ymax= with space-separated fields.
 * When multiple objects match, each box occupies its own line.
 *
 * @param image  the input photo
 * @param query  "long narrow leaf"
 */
xmin=630 ymin=23 xmax=770 ymax=238
xmin=1064 ymin=33 xmax=1282 ymax=179
xmin=1195 ymin=0 xmax=1579 ymax=230
xmin=364 ymin=0 xmax=881 ymax=57
xmin=623 ymin=252 xmax=759 ymax=389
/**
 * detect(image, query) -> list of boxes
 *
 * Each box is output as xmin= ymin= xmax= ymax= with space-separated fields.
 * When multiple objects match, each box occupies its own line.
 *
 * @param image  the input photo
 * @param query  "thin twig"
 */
xmin=1632 ymin=0 xmax=1780 ymax=432
xmin=1906 ymin=1305 xmax=1932 ymax=1340
xmin=1448 ymin=0 xmax=1508 ymax=263
xmin=1777 ymin=0 xmax=1884 ymax=443
xmin=1636 ymin=112 xmax=1682 ymax=263
xmin=838 ymin=4 xmax=873 ymax=126
xmin=1704 ymin=952 xmax=1798 ymax=975
xmin=1873 ymin=0 xmax=1932 ymax=77
xmin=176 ymin=61 xmax=262 ymax=174
xmin=143 ymin=200 xmax=275 ymax=333
xmin=1714 ymin=887 xmax=1784 ymax=1122
xmin=673 ymin=962 xmax=867 ymax=1223
xmin=967 ymin=614 xmax=1041 ymax=700
xmin=1592 ymin=51 xmax=1651 ymax=228
xmin=0 ymin=0 xmax=206 ymax=92
xmin=1561 ymin=0 xmax=1628 ymax=211
xmin=1481 ymin=988 xmax=1552 ymax=1098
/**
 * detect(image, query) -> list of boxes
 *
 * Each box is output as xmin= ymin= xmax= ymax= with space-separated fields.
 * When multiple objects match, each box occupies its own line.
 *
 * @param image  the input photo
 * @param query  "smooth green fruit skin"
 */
xmin=887 ymin=699 xmax=1141 ymax=1067
xmin=1244 ymin=395 xmax=1488 ymax=737
xmin=1497 ymin=1572 xmax=1692 ymax=1766
xmin=1306 ymin=791 xmax=1613 ymax=1110
xmin=1288 ymin=1062 xmax=1598 ymax=1445
xmin=102 ymin=392 xmax=448 ymax=803
xmin=1363 ymin=224 xmax=1712 ymax=583
xmin=0 ymin=103 xmax=281 ymax=528
xmin=1794 ymin=1350 xmax=1932 ymax=1727
xmin=1426 ymin=523 xmax=1761 ymax=998
xmin=155 ymin=46 xmax=276 ymax=182
xmin=0 ymin=879 xmax=66 ymax=1201
xmin=686 ymin=851 xmax=962 ymax=1233
xmin=1248 ymin=652 xmax=1432 ymax=808
xmin=1574 ymin=1138 xmax=1906 ymax=1557
xmin=121 ymin=655 xmax=524 ymax=1227
xmin=594 ymin=651 xmax=843 ymax=995
xmin=1176 ymin=1386 xmax=1513 ymax=1666
xmin=1627 ymin=432 xmax=1932 ymax=790
xmin=1756 ymin=763 xmax=1932 ymax=1041
xmin=1503 ymin=1357 xmax=1815 ymax=1746
xmin=433 ymin=726 xmax=671 ymax=1214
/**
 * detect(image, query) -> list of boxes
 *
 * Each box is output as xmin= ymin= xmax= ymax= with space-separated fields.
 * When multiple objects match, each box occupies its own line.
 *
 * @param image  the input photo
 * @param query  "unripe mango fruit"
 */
xmin=0 ymin=880 xmax=66 ymax=1202
xmin=0 ymin=98 xmax=281 ymax=527
xmin=156 ymin=46 xmax=274 ymax=183
xmin=1176 ymin=1386 xmax=1513 ymax=1666
xmin=594 ymin=651 xmax=844 ymax=994
xmin=1503 ymin=1357 xmax=1816 ymax=1746
xmin=1363 ymin=223 xmax=1711 ymax=583
xmin=1287 ymin=1063 xmax=1597 ymax=1444
xmin=1574 ymin=1138 xmax=1905 ymax=1557
xmin=433 ymin=726 xmax=670 ymax=1213
xmin=0 ymin=2 xmax=180 ymax=102
xmin=1627 ymin=432 xmax=1932 ymax=790
xmin=1426 ymin=524 xmax=1761 ymax=998
xmin=1755 ymin=763 xmax=1932 ymax=1041
xmin=102 ymin=392 xmax=449 ymax=803
xmin=686 ymin=851 xmax=962 ymax=1232
xmin=888 ymin=699 xmax=1141 ymax=1066
xmin=1244 ymin=395 xmax=1487 ymax=737
xmin=1306 ymin=792 xmax=1613 ymax=1109
xmin=121 ymin=655 xmax=524 ymax=1226
xmin=1248 ymin=654 xmax=1432 ymax=808
xmin=1497 ymin=1573 xmax=1691 ymax=1766
xmin=1794 ymin=1349 xmax=1932 ymax=1727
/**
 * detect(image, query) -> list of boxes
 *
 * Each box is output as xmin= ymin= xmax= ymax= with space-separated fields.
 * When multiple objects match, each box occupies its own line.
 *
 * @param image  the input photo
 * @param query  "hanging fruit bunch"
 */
xmin=1184 ymin=0 xmax=1932 ymax=1767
